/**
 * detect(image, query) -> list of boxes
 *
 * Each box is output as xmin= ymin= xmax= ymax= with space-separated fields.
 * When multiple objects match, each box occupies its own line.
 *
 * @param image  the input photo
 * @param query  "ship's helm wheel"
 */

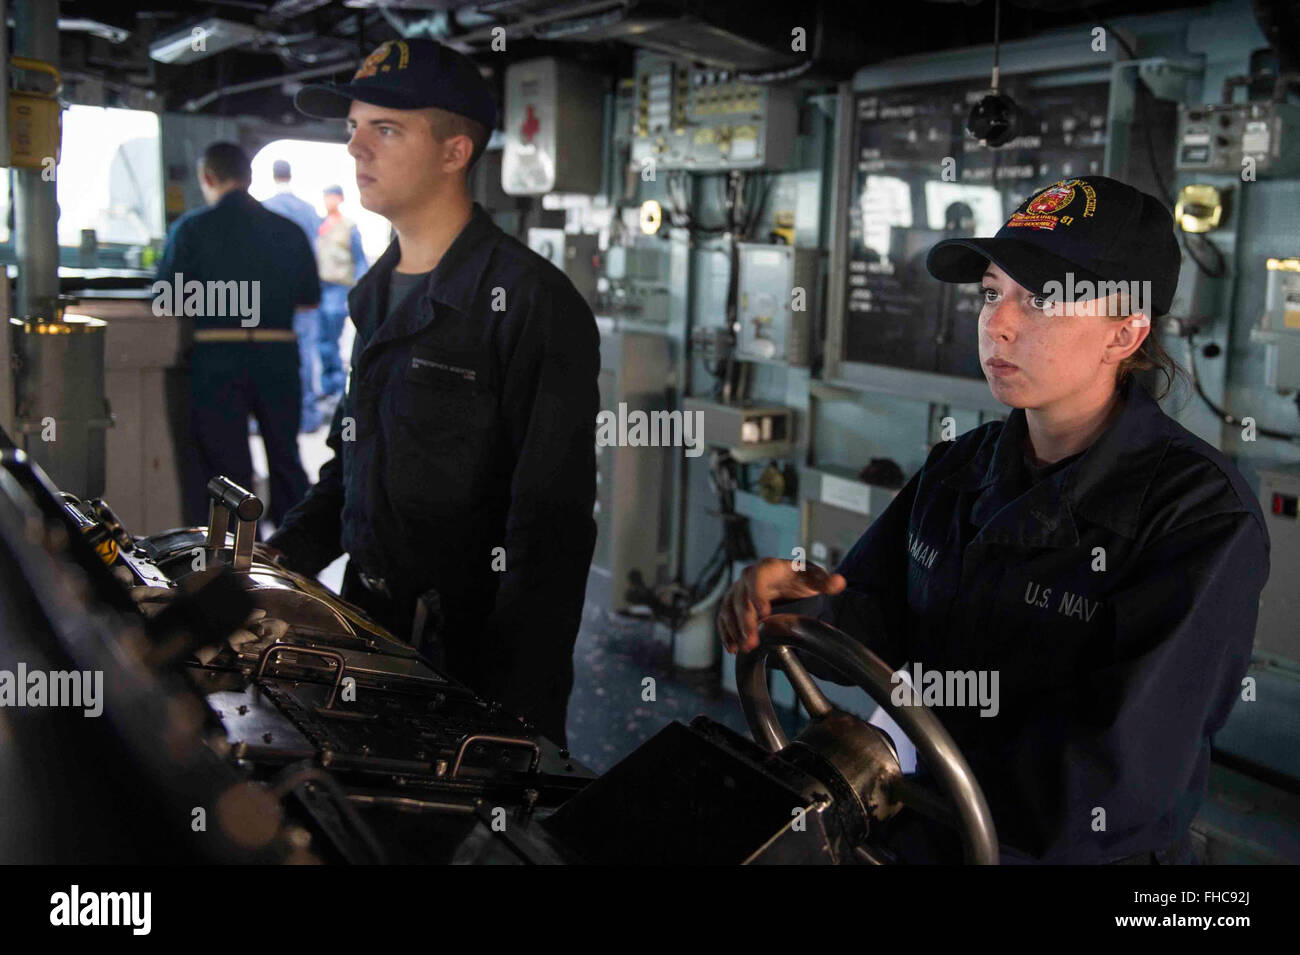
xmin=736 ymin=614 xmax=999 ymax=864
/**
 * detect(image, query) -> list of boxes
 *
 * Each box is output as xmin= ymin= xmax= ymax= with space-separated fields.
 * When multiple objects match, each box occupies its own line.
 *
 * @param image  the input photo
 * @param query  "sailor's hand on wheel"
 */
xmin=716 ymin=559 xmax=846 ymax=655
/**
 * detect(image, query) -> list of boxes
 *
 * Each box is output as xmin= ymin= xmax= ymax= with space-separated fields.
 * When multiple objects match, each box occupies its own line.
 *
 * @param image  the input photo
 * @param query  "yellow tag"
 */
xmin=8 ymin=92 xmax=62 ymax=170
xmin=93 ymin=536 xmax=118 ymax=565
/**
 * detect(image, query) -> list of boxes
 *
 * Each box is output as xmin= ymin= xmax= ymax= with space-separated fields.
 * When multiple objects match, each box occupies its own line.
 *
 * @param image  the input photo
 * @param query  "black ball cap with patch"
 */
xmin=295 ymin=37 xmax=496 ymax=132
xmin=926 ymin=176 xmax=1180 ymax=316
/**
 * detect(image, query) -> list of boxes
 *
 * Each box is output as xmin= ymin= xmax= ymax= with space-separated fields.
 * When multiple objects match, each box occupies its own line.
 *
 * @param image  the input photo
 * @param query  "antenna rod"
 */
xmin=992 ymin=0 xmax=1002 ymax=91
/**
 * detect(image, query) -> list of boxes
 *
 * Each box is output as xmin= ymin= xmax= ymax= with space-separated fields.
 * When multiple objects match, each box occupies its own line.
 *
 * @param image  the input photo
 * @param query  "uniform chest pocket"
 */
xmin=390 ymin=345 xmax=498 ymax=515
xmin=987 ymin=563 xmax=1112 ymax=694
xmin=400 ymin=345 xmax=495 ymax=428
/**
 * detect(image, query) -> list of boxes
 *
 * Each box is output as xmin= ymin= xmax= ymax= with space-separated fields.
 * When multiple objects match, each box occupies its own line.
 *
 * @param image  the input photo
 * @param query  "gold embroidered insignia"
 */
xmin=353 ymin=40 xmax=410 ymax=80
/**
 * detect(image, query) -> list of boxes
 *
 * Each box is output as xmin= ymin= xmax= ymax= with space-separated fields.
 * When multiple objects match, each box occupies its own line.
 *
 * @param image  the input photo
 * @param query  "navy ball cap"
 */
xmin=927 ymin=176 xmax=1180 ymax=316
xmin=295 ymin=38 xmax=496 ymax=132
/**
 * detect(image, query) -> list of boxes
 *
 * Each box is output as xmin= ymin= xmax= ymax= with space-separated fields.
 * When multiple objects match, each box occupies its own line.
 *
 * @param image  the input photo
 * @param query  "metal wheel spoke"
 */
xmin=889 ymin=776 xmax=958 ymax=830
xmin=773 ymin=645 xmax=833 ymax=719
xmin=737 ymin=615 xmax=1000 ymax=865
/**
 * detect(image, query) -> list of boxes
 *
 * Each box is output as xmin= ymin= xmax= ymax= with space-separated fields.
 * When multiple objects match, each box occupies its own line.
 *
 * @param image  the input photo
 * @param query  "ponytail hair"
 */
xmin=1107 ymin=288 xmax=1187 ymax=402
xmin=1116 ymin=322 xmax=1188 ymax=401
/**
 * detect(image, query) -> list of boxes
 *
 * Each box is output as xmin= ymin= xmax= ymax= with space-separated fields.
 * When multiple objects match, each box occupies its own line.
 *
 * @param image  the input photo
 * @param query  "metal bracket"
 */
xmin=450 ymin=734 xmax=541 ymax=778
xmin=256 ymin=643 xmax=346 ymax=708
xmin=255 ymin=642 xmax=380 ymax=721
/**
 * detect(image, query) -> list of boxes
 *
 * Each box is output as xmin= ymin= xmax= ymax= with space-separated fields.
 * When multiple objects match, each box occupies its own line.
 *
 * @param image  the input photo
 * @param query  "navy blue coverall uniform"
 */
xmin=157 ymin=190 xmax=320 ymax=526
xmin=784 ymin=375 xmax=1270 ymax=863
xmin=269 ymin=203 xmax=600 ymax=745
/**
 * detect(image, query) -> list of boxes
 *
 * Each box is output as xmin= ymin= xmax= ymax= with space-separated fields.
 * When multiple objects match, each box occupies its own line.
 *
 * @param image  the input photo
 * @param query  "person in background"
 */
xmin=316 ymin=184 xmax=368 ymax=415
xmin=262 ymin=159 xmax=325 ymax=433
xmin=157 ymin=143 xmax=319 ymax=528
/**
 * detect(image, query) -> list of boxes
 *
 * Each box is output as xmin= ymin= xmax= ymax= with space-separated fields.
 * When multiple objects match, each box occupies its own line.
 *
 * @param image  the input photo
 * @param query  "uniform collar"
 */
xmin=1067 ymin=377 xmax=1172 ymax=537
xmin=942 ymin=376 xmax=1172 ymax=542
xmin=349 ymin=202 xmax=499 ymax=348
xmin=356 ymin=203 xmax=497 ymax=306
xmin=217 ymin=189 xmax=257 ymax=210
xmin=423 ymin=201 xmax=499 ymax=314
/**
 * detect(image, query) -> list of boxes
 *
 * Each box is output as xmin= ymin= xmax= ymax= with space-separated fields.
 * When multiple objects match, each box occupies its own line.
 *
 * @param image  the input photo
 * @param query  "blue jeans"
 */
xmin=318 ymin=283 xmax=350 ymax=398
xmin=294 ymin=308 xmax=321 ymax=430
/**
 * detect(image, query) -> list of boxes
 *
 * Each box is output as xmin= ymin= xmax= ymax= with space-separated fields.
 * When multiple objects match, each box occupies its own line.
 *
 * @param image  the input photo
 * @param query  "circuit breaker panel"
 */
xmin=1175 ymin=102 xmax=1300 ymax=177
xmin=629 ymin=53 xmax=799 ymax=171
xmin=735 ymin=243 xmax=818 ymax=365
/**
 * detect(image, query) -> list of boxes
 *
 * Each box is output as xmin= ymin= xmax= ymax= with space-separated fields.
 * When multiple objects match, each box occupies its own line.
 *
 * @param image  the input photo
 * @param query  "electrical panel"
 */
xmin=1256 ymin=464 xmax=1300 ymax=664
xmin=588 ymin=330 xmax=675 ymax=612
xmin=1175 ymin=102 xmax=1300 ymax=177
xmin=606 ymin=243 xmax=670 ymax=281
xmin=799 ymin=466 xmax=898 ymax=569
xmin=1250 ymin=257 xmax=1300 ymax=392
xmin=735 ymin=243 xmax=817 ymax=365
xmin=840 ymin=72 xmax=1111 ymax=380
xmin=681 ymin=397 xmax=793 ymax=462
xmin=802 ymin=499 xmax=867 ymax=570
xmin=629 ymin=53 xmax=798 ymax=171
xmin=527 ymin=228 xmax=600 ymax=306
xmin=502 ymin=57 xmax=604 ymax=195
xmin=602 ymin=242 xmax=673 ymax=324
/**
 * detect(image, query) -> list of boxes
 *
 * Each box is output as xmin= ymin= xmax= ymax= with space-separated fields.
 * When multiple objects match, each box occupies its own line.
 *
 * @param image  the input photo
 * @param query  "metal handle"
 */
xmin=256 ymin=643 xmax=346 ymax=710
xmin=449 ymin=734 xmax=541 ymax=778
xmin=10 ymin=57 xmax=63 ymax=97
xmin=772 ymin=645 xmax=833 ymax=719
xmin=205 ymin=475 xmax=263 ymax=571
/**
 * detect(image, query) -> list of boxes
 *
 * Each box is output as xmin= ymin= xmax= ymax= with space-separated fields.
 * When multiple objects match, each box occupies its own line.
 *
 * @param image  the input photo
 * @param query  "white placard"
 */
xmin=821 ymin=473 xmax=871 ymax=515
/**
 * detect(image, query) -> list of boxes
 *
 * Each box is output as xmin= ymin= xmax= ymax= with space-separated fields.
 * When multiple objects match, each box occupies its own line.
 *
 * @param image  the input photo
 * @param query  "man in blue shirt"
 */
xmin=262 ymin=159 xmax=325 ymax=432
xmin=315 ymin=184 xmax=368 ymax=414
xmin=156 ymin=143 xmax=320 ymax=528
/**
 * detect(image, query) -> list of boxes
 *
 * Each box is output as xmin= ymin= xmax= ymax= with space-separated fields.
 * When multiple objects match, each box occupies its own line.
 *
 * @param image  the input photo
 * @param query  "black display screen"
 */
xmin=843 ymin=73 xmax=1111 ymax=379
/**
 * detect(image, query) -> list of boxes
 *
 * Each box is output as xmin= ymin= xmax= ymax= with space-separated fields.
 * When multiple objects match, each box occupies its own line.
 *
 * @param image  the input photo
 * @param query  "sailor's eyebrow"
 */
xmin=346 ymin=116 xmax=408 ymax=128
